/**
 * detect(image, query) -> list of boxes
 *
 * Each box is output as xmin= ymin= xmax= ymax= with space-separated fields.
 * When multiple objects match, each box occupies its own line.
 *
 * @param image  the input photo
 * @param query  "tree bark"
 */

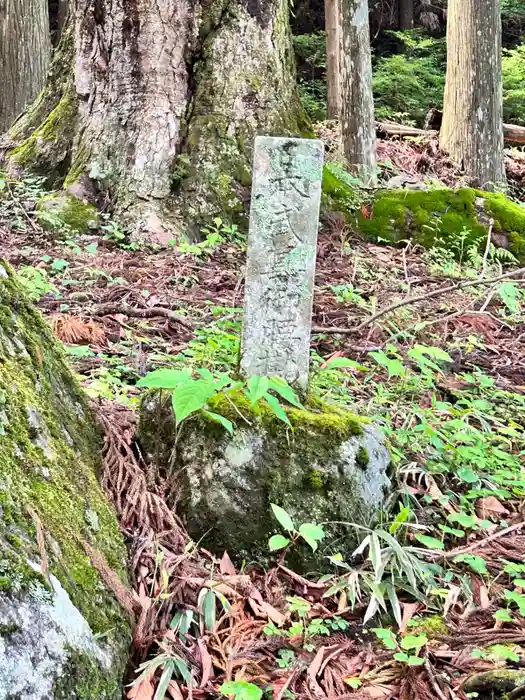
xmin=340 ymin=0 xmax=377 ymax=186
xmin=440 ymin=0 xmax=506 ymax=190
xmin=325 ymin=0 xmax=342 ymax=119
xmin=2 ymin=0 xmax=307 ymax=242
xmin=398 ymin=0 xmax=414 ymax=29
xmin=0 ymin=0 xmax=51 ymax=133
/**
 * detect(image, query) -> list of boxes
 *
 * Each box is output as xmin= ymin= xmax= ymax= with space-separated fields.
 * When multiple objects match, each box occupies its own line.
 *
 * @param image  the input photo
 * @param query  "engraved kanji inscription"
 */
xmin=241 ymin=136 xmax=324 ymax=391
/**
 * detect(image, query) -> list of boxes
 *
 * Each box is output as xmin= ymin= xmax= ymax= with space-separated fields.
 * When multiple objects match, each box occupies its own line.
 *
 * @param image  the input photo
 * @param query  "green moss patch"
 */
xmin=0 ymin=261 xmax=129 ymax=644
xmin=37 ymin=192 xmax=99 ymax=234
xmin=321 ymin=183 xmax=525 ymax=263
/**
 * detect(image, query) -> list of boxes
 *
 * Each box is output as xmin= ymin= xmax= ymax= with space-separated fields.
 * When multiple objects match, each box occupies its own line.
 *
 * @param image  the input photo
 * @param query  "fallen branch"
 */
xmin=90 ymin=302 xmax=195 ymax=331
xmin=376 ymin=120 xmax=525 ymax=145
xmin=312 ymin=267 xmax=525 ymax=336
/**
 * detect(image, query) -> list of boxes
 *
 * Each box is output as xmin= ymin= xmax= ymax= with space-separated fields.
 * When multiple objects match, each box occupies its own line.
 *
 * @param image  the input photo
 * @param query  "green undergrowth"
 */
xmin=0 ymin=261 xmax=130 ymax=644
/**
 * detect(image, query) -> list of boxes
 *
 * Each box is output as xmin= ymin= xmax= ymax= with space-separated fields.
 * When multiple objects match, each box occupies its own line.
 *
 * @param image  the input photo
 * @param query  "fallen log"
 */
xmin=376 ymin=120 xmax=525 ymax=145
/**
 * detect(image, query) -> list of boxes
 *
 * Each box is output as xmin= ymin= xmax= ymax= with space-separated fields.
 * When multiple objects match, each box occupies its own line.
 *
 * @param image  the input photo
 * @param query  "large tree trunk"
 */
xmin=440 ymin=0 xmax=506 ymax=190
xmin=325 ymin=0 xmax=341 ymax=119
xmin=398 ymin=0 xmax=414 ymax=29
xmin=340 ymin=0 xmax=377 ymax=186
xmin=0 ymin=0 xmax=51 ymax=133
xmin=2 ymin=0 xmax=307 ymax=241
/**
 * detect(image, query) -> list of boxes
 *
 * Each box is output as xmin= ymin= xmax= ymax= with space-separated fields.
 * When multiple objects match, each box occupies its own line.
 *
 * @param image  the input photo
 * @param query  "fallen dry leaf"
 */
xmin=220 ymin=551 xmax=236 ymax=576
xmin=127 ymin=678 xmax=154 ymax=700
xmin=475 ymin=496 xmax=509 ymax=521
xmin=198 ymin=637 xmax=214 ymax=687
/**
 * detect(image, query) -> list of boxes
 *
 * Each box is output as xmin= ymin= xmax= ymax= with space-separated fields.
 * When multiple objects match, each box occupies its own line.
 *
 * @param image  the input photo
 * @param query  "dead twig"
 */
xmin=90 ymin=302 xmax=195 ymax=330
xmin=312 ymin=267 xmax=525 ymax=335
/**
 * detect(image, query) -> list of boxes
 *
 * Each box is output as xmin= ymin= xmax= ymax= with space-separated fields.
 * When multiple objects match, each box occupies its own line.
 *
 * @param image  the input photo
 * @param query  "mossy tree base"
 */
xmin=0 ymin=261 xmax=130 ymax=698
xmin=139 ymin=392 xmax=391 ymax=570
xmin=1 ymin=0 xmax=308 ymax=242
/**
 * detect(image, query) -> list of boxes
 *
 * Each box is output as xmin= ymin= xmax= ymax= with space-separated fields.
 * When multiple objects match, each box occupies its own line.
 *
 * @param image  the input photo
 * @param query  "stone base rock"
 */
xmin=139 ymin=394 xmax=391 ymax=569
xmin=0 ymin=260 xmax=130 ymax=698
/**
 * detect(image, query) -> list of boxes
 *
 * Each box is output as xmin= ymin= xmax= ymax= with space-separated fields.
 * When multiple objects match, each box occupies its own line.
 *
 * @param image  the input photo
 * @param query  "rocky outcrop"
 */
xmin=0 ymin=260 xmax=130 ymax=698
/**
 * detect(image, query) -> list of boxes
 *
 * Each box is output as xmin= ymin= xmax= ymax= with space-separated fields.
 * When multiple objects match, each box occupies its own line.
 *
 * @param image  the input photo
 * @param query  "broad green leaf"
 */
xmin=400 ymin=634 xmax=428 ymax=651
xmin=137 ymin=368 xmax=191 ymax=389
xmin=372 ymin=627 xmax=397 ymax=650
xmin=220 ymin=681 xmax=262 ymax=700
xmin=172 ymin=378 xmax=217 ymax=423
xmin=495 ymin=609 xmax=513 ymax=622
xmin=324 ymin=357 xmax=367 ymax=371
xmin=302 ymin=534 xmax=318 ymax=551
xmin=270 ymin=503 xmax=295 ymax=532
xmin=453 ymin=553 xmax=488 ymax=575
xmin=410 ymin=344 xmax=453 ymax=362
xmin=393 ymin=652 xmax=409 ymax=663
xmin=299 ymin=523 xmax=325 ymax=542
xmin=268 ymin=377 xmax=303 ymax=407
xmin=447 ymin=512 xmax=478 ymax=529
xmin=345 ymin=678 xmax=362 ymax=689
xmin=264 ymin=394 xmax=291 ymax=426
xmin=244 ymin=376 xmax=269 ymax=405
xmin=268 ymin=534 xmax=290 ymax=551
xmin=154 ymin=660 xmax=175 ymax=700
xmin=489 ymin=644 xmax=520 ymax=662
xmin=414 ymin=534 xmax=445 ymax=550
xmin=389 ymin=506 xmax=410 ymax=535
xmin=201 ymin=410 xmax=233 ymax=434
xmin=513 ymin=579 xmax=525 ymax=588
xmin=406 ymin=656 xmax=425 ymax=666
xmin=505 ymin=589 xmax=525 ymax=615
xmin=439 ymin=525 xmax=465 ymax=537
xmin=457 ymin=468 xmax=479 ymax=484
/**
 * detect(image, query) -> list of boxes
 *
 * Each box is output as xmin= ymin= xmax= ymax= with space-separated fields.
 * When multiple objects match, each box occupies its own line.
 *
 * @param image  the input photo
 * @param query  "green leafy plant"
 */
xmin=16 ymin=266 xmax=58 ymax=300
xmin=373 ymin=628 xmax=428 ymax=666
xmin=137 ymin=369 xmax=303 ymax=440
xmin=268 ymin=503 xmax=325 ymax=552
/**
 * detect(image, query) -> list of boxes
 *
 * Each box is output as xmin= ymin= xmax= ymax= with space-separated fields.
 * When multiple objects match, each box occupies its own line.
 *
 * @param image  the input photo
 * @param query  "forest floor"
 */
xmin=1 ymin=138 xmax=525 ymax=700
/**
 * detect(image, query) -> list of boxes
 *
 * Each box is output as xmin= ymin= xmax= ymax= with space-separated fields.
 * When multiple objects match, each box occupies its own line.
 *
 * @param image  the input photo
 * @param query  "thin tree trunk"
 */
xmin=325 ymin=0 xmax=342 ymax=119
xmin=398 ymin=0 xmax=414 ymax=29
xmin=340 ymin=0 xmax=377 ymax=185
xmin=440 ymin=0 xmax=506 ymax=190
xmin=2 ymin=0 xmax=307 ymax=242
xmin=0 ymin=0 xmax=51 ymax=133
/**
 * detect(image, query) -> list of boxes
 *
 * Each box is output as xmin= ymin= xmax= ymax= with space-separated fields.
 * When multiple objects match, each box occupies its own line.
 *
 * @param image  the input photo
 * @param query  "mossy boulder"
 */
xmin=0 ymin=261 xmax=131 ymax=698
xmin=37 ymin=192 xmax=99 ymax=234
xmin=139 ymin=392 xmax=390 ymax=570
xmin=322 ymin=166 xmax=525 ymax=263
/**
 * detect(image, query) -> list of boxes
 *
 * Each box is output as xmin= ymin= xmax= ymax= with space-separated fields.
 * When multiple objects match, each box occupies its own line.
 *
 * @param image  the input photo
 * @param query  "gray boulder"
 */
xmin=139 ymin=393 xmax=391 ymax=570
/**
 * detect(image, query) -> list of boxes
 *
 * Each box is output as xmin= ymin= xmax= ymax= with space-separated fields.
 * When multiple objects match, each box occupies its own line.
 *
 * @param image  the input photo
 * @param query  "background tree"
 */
xmin=325 ymin=0 xmax=342 ymax=118
xmin=340 ymin=0 xmax=377 ymax=185
xmin=0 ymin=0 xmax=51 ymax=133
xmin=398 ymin=0 xmax=414 ymax=29
xmin=440 ymin=0 xmax=506 ymax=189
xmin=2 ymin=0 xmax=308 ymax=241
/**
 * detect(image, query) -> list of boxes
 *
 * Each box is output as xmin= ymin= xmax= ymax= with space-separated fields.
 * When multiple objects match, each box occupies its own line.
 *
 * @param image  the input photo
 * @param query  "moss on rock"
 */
xmin=322 ymin=166 xmax=525 ymax=262
xmin=0 ymin=260 xmax=130 ymax=697
xmin=37 ymin=192 xmax=99 ymax=234
xmin=139 ymin=390 xmax=390 ymax=570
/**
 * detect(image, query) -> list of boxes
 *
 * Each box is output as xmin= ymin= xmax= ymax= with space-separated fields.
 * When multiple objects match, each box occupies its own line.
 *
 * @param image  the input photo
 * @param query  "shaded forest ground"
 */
xmin=1 ymin=134 xmax=525 ymax=700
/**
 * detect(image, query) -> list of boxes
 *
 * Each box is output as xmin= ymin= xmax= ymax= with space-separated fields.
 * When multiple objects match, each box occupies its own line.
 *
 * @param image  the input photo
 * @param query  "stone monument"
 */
xmin=240 ymin=136 xmax=324 ymax=391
